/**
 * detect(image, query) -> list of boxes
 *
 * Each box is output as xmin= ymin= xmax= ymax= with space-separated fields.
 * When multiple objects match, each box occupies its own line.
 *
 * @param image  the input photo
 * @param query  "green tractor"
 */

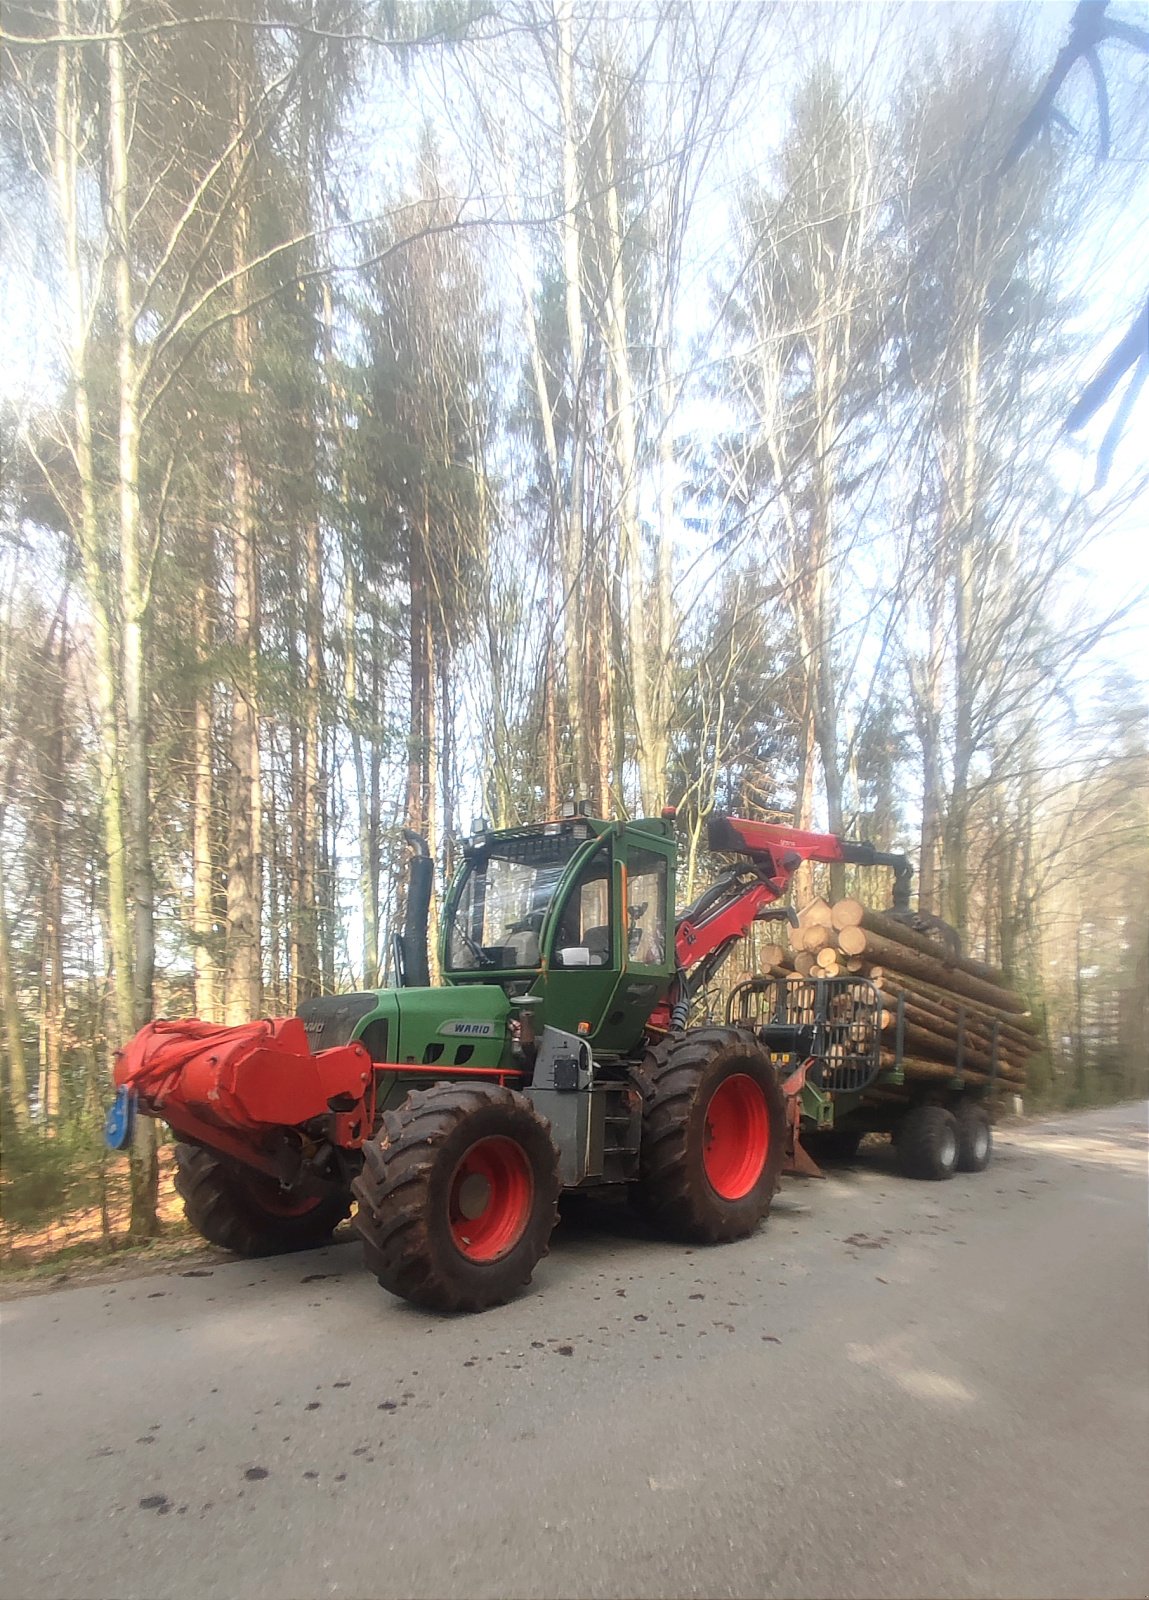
xmin=113 ymin=807 xmax=920 ymax=1311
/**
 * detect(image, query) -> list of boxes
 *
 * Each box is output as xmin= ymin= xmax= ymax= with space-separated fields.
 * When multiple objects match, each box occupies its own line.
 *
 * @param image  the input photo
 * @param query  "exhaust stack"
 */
xmin=400 ymin=829 xmax=433 ymax=988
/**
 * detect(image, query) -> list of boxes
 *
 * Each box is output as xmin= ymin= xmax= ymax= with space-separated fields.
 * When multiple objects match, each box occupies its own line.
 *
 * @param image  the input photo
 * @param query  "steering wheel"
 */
xmin=454 ymin=922 xmax=496 ymax=968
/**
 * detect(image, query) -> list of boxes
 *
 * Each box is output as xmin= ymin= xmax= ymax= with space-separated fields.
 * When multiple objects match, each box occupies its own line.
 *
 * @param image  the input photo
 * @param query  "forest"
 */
xmin=1 ymin=0 xmax=1147 ymax=1252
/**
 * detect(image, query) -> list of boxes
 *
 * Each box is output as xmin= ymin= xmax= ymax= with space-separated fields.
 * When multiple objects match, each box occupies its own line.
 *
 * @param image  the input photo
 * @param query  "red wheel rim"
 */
xmin=448 ymin=1136 xmax=534 ymax=1262
xmin=703 ymin=1073 xmax=770 ymax=1200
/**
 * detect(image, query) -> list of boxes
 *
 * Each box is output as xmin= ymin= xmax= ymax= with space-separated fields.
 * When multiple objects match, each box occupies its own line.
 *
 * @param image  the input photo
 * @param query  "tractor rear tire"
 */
xmin=352 ymin=1082 xmax=560 ymax=1313
xmin=955 ymin=1101 xmax=993 ymax=1172
xmin=895 ymin=1106 xmax=959 ymax=1180
xmin=174 ymin=1144 xmax=351 ymax=1257
xmin=634 ymin=1027 xmax=786 ymax=1244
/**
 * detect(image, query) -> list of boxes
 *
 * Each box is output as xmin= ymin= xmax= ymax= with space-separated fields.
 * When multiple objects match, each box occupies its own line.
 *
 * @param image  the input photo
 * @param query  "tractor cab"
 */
xmin=440 ymin=811 xmax=676 ymax=1056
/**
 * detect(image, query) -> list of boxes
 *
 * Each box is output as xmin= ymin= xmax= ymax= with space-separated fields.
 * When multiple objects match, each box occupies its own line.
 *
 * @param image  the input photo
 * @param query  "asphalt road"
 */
xmin=2 ymin=1102 xmax=1146 ymax=1600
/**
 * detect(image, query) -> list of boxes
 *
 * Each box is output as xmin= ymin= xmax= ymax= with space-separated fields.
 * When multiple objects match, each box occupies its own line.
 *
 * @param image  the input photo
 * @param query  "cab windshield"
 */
xmin=445 ymin=835 xmax=578 ymax=970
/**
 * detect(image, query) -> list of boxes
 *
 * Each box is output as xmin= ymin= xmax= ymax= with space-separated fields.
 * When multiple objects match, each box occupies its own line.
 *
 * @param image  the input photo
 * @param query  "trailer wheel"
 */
xmin=634 ymin=1027 xmax=786 ymax=1243
xmin=352 ymin=1082 xmax=560 ymax=1313
xmin=955 ymin=1101 xmax=993 ymax=1172
xmin=174 ymin=1144 xmax=351 ymax=1256
xmin=895 ymin=1106 xmax=959 ymax=1180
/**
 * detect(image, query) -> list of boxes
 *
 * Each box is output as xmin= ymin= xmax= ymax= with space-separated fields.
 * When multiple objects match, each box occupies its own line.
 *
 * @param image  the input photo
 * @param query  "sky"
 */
xmin=3 ymin=0 xmax=1146 ymax=700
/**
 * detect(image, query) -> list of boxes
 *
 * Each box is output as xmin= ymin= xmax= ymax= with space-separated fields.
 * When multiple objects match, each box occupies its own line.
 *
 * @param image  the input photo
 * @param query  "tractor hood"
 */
xmin=298 ymin=983 xmax=513 ymax=1074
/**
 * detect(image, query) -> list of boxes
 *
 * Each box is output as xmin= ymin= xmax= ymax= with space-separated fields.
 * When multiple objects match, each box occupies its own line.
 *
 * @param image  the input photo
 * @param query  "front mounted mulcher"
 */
xmin=112 ymin=808 xmax=999 ymax=1311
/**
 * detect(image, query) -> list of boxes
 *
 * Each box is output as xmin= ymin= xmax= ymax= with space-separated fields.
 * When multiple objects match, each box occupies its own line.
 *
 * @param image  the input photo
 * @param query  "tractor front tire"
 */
xmin=174 ymin=1144 xmax=351 ymax=1257
xmin=634 ymin=1027 xmax=786 ymax=1244
xmin=955 ymin=1101 xmax=993 ymax=1172
xmin=352 ymin=1082 xmax=560 ymax=1313
xmin=895 ymin=1106 xmax=959 ymax=1180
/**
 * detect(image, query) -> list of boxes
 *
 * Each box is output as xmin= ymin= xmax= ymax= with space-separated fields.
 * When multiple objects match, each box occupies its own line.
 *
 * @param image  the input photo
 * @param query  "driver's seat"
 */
xmin=504 ymin=928 xmax=541 ymax=967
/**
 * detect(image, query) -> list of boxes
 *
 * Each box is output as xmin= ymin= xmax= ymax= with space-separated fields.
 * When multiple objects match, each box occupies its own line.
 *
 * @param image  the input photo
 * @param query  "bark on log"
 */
xmin=831 ymin=900 xmax=1008 ymax=988
xmin=878 ymin=1051 xmax=1010 ymax=1088
xmin=885 ymin=1019 xmax=1025 ymax=1080
xmin=876 ymin=1001 xmax=1032 ymax=1074
xmin=864 ymin=967 xmax=1040 ymax=1043
xmin=874 ymin=988 xmax=1036 ymax=1065
xmin=836 ymin=928 xmax=1026 ymax=1013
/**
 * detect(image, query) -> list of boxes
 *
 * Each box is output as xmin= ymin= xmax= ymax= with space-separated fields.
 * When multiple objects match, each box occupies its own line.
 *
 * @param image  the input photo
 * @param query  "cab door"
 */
xmin=537 ymin=826 xmax=675 ymax=1056
xmin=608 ymin=831 xmax=675 ymax=1053
xmin=536 ymin=834 xmax=625 ymax=1049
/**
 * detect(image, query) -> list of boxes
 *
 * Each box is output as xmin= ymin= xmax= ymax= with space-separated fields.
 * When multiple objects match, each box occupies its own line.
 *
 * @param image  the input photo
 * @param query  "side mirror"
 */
xmin=558 ymin=946 xmax=591 ymax=967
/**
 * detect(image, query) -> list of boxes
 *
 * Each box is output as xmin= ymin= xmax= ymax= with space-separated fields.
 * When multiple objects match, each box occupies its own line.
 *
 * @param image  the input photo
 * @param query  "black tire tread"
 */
xmin=896 ymin=1105 xmax=959 ymax=1181
xmin=955 ymin=1100 xmax=993 ymax=1172
xmin=351 ymin=1082 xmax=560 ymax=1313
xmin=174 ymin=1143 xmax=351 ymax=1257
xmin=634 ymin=1026 xmax=787 ymax=1244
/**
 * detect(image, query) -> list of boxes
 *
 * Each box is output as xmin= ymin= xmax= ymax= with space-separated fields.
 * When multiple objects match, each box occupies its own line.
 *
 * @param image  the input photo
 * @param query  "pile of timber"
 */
xmin=754 ymin=896 xmax=1037 ymax=1094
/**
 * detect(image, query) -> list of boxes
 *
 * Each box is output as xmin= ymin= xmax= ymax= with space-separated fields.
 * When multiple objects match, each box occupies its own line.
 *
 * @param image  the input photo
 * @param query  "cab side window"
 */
xmin=552 ymin=845 xmax=614 ymax=967
xmin=626 ymin=848 xmax=668 ymax=966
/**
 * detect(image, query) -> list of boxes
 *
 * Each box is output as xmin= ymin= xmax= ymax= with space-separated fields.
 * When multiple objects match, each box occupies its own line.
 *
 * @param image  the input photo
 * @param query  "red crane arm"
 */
xmin=671 ymin=813 xmax=912 ymax=974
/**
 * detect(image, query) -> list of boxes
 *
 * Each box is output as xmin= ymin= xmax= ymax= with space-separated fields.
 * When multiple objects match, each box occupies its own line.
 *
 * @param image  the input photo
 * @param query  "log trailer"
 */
xmin=111 ymin=809 xmax=999 ymax=1312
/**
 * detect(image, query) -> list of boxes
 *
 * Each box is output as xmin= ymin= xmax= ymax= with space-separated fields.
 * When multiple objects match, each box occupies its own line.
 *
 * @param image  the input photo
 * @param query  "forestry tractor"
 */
xmin=110 ymin=808 xmax=997 ymax=1312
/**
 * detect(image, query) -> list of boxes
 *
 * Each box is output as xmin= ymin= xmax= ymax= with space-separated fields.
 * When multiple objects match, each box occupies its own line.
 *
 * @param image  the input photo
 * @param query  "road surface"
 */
xmin=2 ymin=1102 xmax=1146 ymax=1600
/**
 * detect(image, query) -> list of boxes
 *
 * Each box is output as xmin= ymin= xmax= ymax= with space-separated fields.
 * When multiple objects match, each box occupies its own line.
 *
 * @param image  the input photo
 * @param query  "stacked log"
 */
xmin=757 ymin=895 xmax=1038 ymax=1094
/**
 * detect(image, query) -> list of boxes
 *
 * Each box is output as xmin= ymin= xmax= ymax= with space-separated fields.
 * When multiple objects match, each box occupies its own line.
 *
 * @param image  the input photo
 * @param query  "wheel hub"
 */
xmin=703 ymin=1073 xmax=770 ymax=1201
xmin=456 ymin=1172 xmax=492 ymax=1220
xmin=448 ymin=1135 xmax=534 ymax=1261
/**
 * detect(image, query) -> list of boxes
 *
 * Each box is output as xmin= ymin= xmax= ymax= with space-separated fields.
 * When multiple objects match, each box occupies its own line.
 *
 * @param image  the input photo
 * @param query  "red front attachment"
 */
xmin=115 ymin=1017 xmax=374 ymax=1175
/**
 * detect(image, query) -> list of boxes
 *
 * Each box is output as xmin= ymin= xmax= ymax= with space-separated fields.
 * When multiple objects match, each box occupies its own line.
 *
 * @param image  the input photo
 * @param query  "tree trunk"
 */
xmin=344 ymin=554 xmax=379 ymax=988
xmin=556 ymin=0 xmax=593 ymax=801
xmin=224 ymin=48 xmax=263 ymax=1026
xmin=296 ymin=500 xmax=322 ymax=1001
xmin=192 ymin=577 xmax=217 ymax=1021
xmin=602 ymin=129 xmax=660 ymax=814
xmin=108 ymin=0 xmax=158 ymax=1233
xmin=40 ymin=610 xmax=68 ymax=1127
xmin=943 ymin=319 xmax=983 ymax=940
xmin=54 ymin=0 xmax=135 ymax=1049
xmin=328 ymin=264 xmax=380 ymax=991
xmin=0 ymin=868 xmax=30 ymax=1129
xmin=792 ymin=673 xmax=818 ymax=907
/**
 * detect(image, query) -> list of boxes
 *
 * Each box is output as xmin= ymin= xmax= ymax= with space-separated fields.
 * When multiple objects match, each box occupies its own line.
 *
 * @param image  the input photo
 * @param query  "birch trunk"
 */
xmin=603 ymin=135 xmax=659 ymax=813
xmin=54 ymin=0 xmax=136 ymax=1046
xmin=556 ymin=0 xmax=593 ymax=800
xmin=944 ymin=318 xmax=983 ymax=940
xmin=107 ymin=0 xmax=159 ymax=1233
